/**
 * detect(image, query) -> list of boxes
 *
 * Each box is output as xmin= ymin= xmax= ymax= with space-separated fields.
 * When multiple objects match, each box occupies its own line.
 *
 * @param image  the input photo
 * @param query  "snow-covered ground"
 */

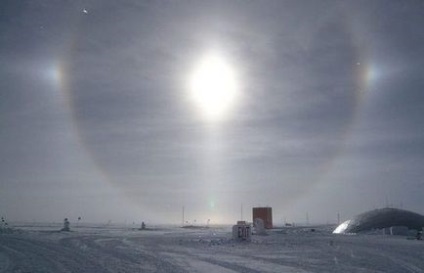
xmin=1 ymin=223 xmax=423 ymax=272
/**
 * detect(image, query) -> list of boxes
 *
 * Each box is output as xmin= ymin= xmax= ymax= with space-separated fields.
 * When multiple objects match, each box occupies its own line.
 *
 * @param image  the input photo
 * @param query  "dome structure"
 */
xmin=333 ymin=208 xmax=424 ymax=234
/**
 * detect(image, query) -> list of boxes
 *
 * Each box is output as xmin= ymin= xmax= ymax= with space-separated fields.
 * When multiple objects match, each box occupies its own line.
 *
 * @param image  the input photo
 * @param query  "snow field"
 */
xmin=1 ymin=224 xmax=423 ymax=272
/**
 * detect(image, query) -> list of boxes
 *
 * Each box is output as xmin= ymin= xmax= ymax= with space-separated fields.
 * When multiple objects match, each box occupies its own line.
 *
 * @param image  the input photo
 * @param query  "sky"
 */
xmin=1 ymin=0 xmax=424 ymax=225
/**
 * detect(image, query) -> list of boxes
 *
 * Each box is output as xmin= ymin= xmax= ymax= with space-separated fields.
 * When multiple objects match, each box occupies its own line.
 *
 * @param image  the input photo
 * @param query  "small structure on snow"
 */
xmin=61 ymin=218 xmax=70 ymax=232
xmin=0 ymin=216 xmax=12 ymax=234
xmin=253 ymin=218 xmax=267 ymax=235
xmin=140 ymin=221 xmax=146 ymax=230
xmin=232 ymin=221 xmax=252 ymax=241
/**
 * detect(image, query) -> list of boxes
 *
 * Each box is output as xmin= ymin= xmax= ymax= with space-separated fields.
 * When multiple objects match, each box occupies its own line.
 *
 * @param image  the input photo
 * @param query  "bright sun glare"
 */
xmin=189 ymin=52 xmax=239 ymax=121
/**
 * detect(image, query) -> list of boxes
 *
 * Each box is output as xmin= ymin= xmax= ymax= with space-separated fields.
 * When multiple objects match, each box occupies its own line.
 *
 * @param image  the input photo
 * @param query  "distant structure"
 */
xmin=61 ymin=218 xmax=70 ymax=232
xmin=252 ymin=207 xmax=273 ymax=229
xmin=333 ymin=208 xmax=424 ymax=235
xmin=0 ymin=216 xmax=12 ymax=234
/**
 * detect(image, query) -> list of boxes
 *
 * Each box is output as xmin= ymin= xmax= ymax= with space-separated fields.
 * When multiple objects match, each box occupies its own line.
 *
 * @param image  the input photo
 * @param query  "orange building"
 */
xmin=252 ymin=207 xmax=273 ymax=229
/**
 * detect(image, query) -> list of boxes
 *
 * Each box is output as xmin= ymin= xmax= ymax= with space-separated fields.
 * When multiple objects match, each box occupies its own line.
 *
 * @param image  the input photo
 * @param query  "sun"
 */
xmin=188 ymin=52 xmax=239 ymax=121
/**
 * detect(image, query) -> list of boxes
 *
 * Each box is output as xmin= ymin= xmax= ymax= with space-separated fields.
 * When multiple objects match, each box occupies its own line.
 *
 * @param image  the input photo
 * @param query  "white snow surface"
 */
xmin=1 ymin=223 xmax=424 ymax=273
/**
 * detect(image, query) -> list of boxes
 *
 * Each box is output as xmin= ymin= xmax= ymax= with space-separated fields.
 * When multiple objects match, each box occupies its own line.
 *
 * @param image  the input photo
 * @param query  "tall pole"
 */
xmin=241 ymin=203 xmax=243 ymax=220
xmin=182 ymin=206 xmax=185 ymax=226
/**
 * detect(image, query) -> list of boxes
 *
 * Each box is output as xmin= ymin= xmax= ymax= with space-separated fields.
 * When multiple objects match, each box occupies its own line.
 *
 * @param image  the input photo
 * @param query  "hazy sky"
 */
xmin=1 ymin=0 xmax=424 ymax=225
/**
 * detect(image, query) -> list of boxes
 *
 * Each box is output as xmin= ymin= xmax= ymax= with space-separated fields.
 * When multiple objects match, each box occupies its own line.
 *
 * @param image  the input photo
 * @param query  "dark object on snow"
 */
xmin=0 ymin=216 xmax=13 ymax=234
xmin=140 ymin=222 xmax=146 ymax=230
xmin=61 ymin=218 xmax=70 ymax=232
xmin=333 ymin=208 xmax=424 ymax=234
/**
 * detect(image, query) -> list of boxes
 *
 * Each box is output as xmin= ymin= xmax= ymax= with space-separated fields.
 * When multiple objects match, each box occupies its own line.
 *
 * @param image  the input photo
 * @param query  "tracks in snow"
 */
xmin=1 ymin=229 xmax=424 ymax=273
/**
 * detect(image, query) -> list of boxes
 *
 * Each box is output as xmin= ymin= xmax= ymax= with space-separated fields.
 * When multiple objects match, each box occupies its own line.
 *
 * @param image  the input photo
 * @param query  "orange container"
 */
xmin=252 ymin=207 xmax=273 ymax=229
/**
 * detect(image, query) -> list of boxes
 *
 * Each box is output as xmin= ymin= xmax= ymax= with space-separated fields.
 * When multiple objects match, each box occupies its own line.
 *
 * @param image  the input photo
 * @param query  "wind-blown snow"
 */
xmin=0 ymin=224 xmax=423 ymax=272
